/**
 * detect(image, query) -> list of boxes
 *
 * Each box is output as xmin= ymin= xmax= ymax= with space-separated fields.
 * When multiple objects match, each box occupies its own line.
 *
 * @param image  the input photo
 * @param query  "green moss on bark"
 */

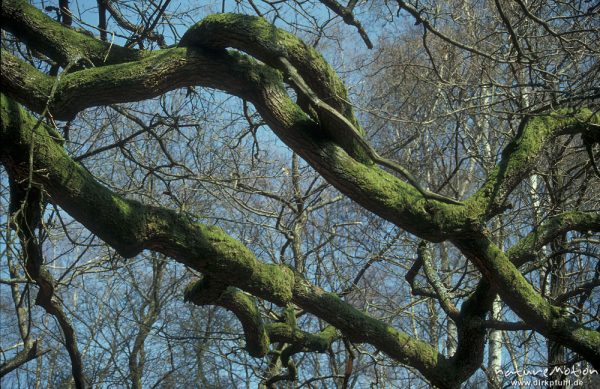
xmin=453 ymin=234 xmax=600 ymax=365
xmin=1 ymin=0 xmax=142 ymax=66
xmin=184 ymin=279 xmax=270 ymax=357
xmin=179 ymin=13 xmax=354 ymax=120
xmin=468 ymin=109 xmax=600 ymax=219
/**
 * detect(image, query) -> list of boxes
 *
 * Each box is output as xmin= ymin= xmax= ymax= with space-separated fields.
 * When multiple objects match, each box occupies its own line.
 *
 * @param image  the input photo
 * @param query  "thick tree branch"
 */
xmin=1 ymin=95 xmax=465 ymax=388
xmin=453 ymin=234 xmax=600 ymax=367
xmin=0 ymin=47 xmax=253 ymax=121
xmin=179 ymin=15 xmax=456 ymax=205
xmin=266 ymin=323 xmax=338 ymax=353
xmin=1 ymin=47 xmax=472 ymax=242
xmin=1 ymin=0 xmax=141 ymax=67
xmin=3 ymin=3 xmax=599 ymax=376
xmin=184 ymin=277 xmax=270 ymax=358
xmin=178 ymin=14 xmax=357 ymax=130
xmin=184 ymin=276 xmax=340 ymax=360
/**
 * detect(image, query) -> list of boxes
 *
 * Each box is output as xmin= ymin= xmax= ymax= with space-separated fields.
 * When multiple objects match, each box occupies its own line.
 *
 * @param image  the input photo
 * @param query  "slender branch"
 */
xmin=0 ymin=340 xmax=49 ymax=377
xmin=508 ymin=211 xmax=600 ymax=267
xmin=419 ymin=242 xmax=459 ymax=320
xmin=394 ymin=0 xmax=512 ymax=63
xmin=553 ymin=279 xmax=600 ymax=305
xmin=103 ymin=0 xmax=167 ymax=47
xmin=8 ymin=173 xmax=86 ymax=388
xmin=318 ymin=0 xmax=373 ymax=49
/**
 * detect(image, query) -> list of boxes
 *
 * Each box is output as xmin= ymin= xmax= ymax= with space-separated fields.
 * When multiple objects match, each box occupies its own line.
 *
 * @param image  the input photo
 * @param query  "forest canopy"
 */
xmin=1 ymin=0 xmax=599 ymax=388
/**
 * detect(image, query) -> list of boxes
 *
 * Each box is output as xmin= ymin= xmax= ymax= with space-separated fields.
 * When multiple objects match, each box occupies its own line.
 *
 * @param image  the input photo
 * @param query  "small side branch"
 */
xmin=0 ymin=340 xmax=48 ymax=377
xmin=318 ymin=0 xmax=373 ymax=49
xmin=419 ymin=242 xmax=460 ymax=320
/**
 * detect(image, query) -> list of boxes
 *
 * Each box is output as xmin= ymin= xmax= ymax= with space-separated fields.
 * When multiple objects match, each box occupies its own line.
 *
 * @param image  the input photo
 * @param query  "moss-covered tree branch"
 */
xmin=453 ymin=234 xmax=600 ymax=367
xmin=183 ymin=276 xmax=339 ymax=360
xmin=179 ymin=14 xmax=357 ymax=131
xmin=3 ymin=0 xmax=599 ymax=378
xmin=1 ymin=0 xmax=141 ymax=67
xmin=184 ymin=277 xmax=270 ymax=358
xmin=1 ymin=10 xmax=460 ymax=204
xmin=1 ymin=40 xmax=472 ymax=242
xmin=468 ymin=111 xmax=600 ymax=218
xmin=0 ymin=47 xmax=267 ymax=121
xmin=1 ymin=95 xmax=463 ymax=388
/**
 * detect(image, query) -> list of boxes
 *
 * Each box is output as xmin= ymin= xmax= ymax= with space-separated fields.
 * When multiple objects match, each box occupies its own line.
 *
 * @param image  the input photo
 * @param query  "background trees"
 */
xmin=1 ymin=0 xmax=599 ymax=388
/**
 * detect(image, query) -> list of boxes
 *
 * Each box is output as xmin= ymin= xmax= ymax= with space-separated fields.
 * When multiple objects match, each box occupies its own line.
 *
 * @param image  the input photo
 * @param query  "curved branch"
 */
xmin=1 ymin=95 xmax=461 ymax=388
xmin=184 ymin=277 xmax=270 ymax=358
xmin=178 ymin=14 xmax=357 ymax=131
xmin=0 ymin=47 xmax=256 ymax=121
xmin=419 ymin=242 xmax=460 ymax=320
xmin=4 ymin=4 xmax=599 ymax=375
xmin=177 ymin=14 xmax=457 ymax=204
xmin=1 ymin=47 xmax=471 ymax=242
xmin=508 ymin=211 xmax=600 ymax=267
xmin=184 ymin=278 xmax=339 ymax=386
xmin=184 ymin=276 xmax=340 ymax=359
